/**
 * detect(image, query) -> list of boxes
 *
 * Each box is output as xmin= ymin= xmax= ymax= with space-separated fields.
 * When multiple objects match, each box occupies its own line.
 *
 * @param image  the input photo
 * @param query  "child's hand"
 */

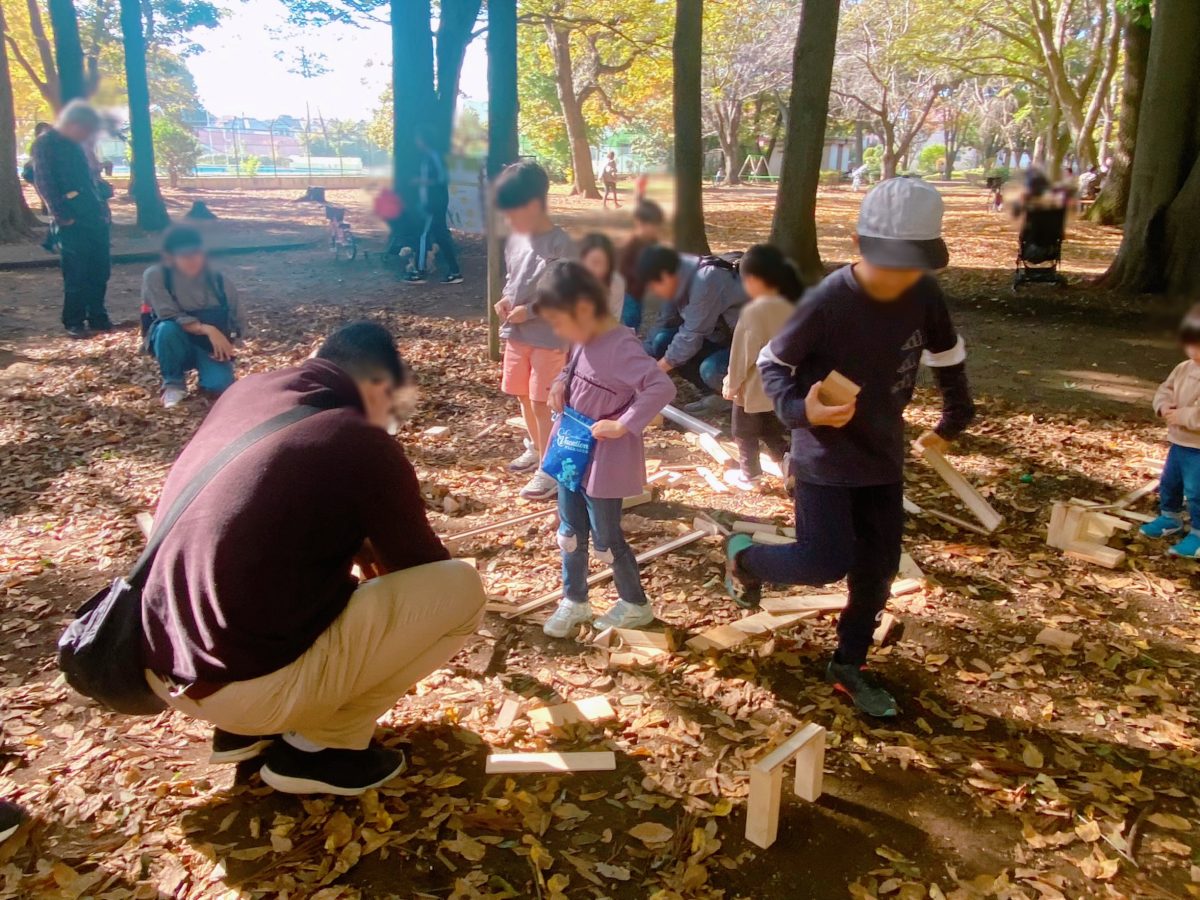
xmin=591 ymin=420 xmax=629 ymax=440
xmin=805 ymin=381 xmax=855 ymax=428
xmin=494 ymin=298 xmax=513 ymax=320
xmin=506 ymin=305 xmax=530 ymax=325
xmin=912 ymin=430 xmax=950 ymax=457
xmin=548 ymin=380 xmax=565 ymax=414
xmin=1164 ymin=407 xmax=1180 ymax=425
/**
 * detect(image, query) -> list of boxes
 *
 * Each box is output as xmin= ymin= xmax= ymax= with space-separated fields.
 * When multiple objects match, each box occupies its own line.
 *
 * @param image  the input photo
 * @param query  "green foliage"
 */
xmin=918 ymin=143 xmax=947 ymax=174
xmin=862 ymin=145 xmax=883 ymax=178
xmin=239 ymin=155 xmax=261 ymax=176
xmin=151 ymin=115 xmax=201 ymax=184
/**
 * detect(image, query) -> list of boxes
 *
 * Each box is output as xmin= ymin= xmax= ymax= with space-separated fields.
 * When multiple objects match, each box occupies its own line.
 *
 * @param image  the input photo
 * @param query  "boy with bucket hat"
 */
xmin=724 ymin=178 xmax=976 ymax=718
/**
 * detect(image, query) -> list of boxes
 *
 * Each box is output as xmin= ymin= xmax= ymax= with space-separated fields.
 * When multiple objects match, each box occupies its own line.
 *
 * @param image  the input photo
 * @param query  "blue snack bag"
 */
xmin=542 ymin=407 xmax=596 ymax=492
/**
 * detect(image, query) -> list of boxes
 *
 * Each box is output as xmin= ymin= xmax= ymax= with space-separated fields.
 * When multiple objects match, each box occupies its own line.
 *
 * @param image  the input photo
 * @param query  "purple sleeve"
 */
xmin=615 ymin=343 xmax=677 ymax=434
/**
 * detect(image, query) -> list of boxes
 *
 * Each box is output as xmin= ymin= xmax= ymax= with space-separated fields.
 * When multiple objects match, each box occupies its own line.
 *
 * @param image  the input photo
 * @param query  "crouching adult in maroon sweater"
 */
xmin=142 ymin=322 xmax=485 ymax=795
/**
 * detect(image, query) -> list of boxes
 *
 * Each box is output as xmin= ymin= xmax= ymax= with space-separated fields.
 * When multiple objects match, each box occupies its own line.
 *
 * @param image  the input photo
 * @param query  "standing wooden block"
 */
xmin=423 ymin=425 xmax=451 ymax=438
xmin=817 ymin=370 xmax=861 ymax=407
xmin=921 ymin=447 xmax=1004 ymax=533
xmin=485 ymin=751 xmax=616 ymax=774
xmin=494 ymin=698 xmax=521 ymax=731
xmin=873 ymin=612 xmax=897 ymax=644
xmin=527 ymin=696 xmax=616 ymax=730
xmin=745 ymin=724 xmax=826 ymax=849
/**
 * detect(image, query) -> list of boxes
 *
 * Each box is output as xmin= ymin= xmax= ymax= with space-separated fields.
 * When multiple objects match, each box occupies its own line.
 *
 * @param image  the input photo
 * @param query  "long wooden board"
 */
xmin=484 ymin=752 xmax=616 ymax=774
xmin=921 ymin=447 xmax=1004 ymax=533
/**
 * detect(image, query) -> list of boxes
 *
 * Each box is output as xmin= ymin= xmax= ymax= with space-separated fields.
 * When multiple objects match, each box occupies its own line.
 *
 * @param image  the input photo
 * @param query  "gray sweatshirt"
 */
xmin=500 ymin=225 xmax=575 ymax=350
xmin=142 ymin=264 xmax=245 ymax=336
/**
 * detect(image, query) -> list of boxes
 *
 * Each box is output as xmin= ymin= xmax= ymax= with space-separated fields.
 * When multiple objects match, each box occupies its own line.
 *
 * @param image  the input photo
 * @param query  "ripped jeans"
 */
xmin=557 ymin=484 xmax=647 ymax=606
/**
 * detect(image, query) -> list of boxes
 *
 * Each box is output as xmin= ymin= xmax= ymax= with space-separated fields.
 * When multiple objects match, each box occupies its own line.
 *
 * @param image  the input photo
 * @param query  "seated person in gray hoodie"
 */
xmin=639 ymin=245 xmax=746 ymax=414
xmin=141 ymin=226 xmax=245 ymax=408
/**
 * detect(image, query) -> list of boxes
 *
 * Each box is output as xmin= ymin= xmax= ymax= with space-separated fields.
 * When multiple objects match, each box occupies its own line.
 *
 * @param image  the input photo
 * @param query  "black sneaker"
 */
xmin=0 ymin=800 xmax=25 ymax=843
xmin=88 ymin=319 xmax=115 ymax=332
xmin=65 ymin=326 xmax=89 ymax=339
xmin=442 ymin=272 xmax=464 ymax=285
xmin=405 ymin=271 xmax=427 ymax=284
xmin=826 ymin=658 xmax=898 ymax=718
xmin=209 ymin=729 xmax=277 ymax=765
xmin=259 ymin=742 xmax=408 ymax=796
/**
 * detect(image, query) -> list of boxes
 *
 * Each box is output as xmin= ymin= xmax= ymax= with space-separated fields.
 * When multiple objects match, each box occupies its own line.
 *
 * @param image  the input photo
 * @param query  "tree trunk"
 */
xmin=1090 ymin=13 xmax=1151 ymax=226
xmin=1164 ymin=155 xmax=1200 ymax=295
xmin=1104 ymin=0 xmax=1200 ymax=294
xmin=762 ymin=108 xmax=783 ymax=165
xmin=486 ymin=0 xmax=518 ymax=363
xmin=391 ymin=0 xmax=435 ymax=196
xmin=432 ymin=0 xmax=483 ymax=153
xmin=119 ymin=0 xmax=168 ymax=230
xmin=547 ymin=23 xmax=600 ymax=199
xmin=673 ymin=0 xmax=709 ymax=254
xmin=48 ymin=0 xmax=85 ymax=103
xmin=881 ymin=118 xmax=898 ymax=179
xmin=854 ymin=120 xmax=864 ymax=166
xmin=769 ymin=0 xmax=838 ymax=284
xmin=0 ymin=2 xmax=36 ymax=241
xmin=716 ymin=101 xmax=743 ymax=186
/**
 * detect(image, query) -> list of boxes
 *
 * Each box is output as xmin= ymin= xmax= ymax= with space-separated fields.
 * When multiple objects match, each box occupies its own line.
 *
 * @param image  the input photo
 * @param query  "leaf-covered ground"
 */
xmin=0 ymin=184 xmax=1197 ymax=899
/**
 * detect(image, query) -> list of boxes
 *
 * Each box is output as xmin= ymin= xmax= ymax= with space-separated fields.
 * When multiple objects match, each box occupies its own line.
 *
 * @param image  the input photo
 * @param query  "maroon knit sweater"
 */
xmin=141 ymin=359 xmax=448 ymax=684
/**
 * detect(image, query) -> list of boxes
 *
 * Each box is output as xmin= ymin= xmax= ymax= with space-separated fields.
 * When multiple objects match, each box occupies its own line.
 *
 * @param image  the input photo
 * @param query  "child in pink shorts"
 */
xmin=493 ymin=162 xmax=575 ymax=499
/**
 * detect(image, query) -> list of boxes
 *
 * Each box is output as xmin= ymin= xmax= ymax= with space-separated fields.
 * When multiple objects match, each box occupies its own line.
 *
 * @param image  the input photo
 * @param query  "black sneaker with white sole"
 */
xmin=209 ymin=729 xmax=278 ymax=765
xmin=0 ymin=800 xmax=25 ymax=843
xmin=442 ymin=272 xmax=464 ymax=284
xmin=259 ymin=743 xmax=408 ymax=796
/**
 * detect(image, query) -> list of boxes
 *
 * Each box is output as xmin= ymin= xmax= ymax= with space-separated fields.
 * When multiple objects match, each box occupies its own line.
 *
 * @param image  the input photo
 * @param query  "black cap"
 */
xmin=162 ymin=225 xmax=204 ymax=255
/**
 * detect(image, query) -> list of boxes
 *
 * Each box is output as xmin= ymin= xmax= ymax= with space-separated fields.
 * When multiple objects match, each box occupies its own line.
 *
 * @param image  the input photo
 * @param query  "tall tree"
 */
xmin=119 ymin=0 xmax=168 ymax=229
xmin=673 ymin=0 xmax=708 ymax=254
xmin=1103 ymin=0 xmax=1200 ymax=295
xmin=831 ymin=0 xmax=947 ymax=179
xmin=0 ymin=1 xmax=37 ymax=242
xmin=487 ymin=0 xmax=518 ymax=362
xmin=391 ymin=0 xmax=434 ymax=194
xmin=47 ymin=0 xmax=86 ymax=101
xmin=1089 ymin=3 xmax=1151 ymax=225
xmin=769 ymin=0 xmax=838 ymax=284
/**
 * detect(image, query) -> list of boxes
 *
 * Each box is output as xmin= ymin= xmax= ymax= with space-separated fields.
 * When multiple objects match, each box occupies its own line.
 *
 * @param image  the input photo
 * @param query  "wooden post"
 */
xmin=745 ymin=723 xmax=826 ymax=849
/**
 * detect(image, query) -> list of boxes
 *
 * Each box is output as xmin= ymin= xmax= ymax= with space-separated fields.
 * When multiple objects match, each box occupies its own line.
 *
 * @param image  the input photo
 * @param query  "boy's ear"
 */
xmin=850 ymin=233 xmax=860 ymax=249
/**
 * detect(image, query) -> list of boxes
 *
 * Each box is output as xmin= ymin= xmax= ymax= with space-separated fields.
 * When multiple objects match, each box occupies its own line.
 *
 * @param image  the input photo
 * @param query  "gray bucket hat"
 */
xmin=856 ymin=177 xmax=949 ymax=270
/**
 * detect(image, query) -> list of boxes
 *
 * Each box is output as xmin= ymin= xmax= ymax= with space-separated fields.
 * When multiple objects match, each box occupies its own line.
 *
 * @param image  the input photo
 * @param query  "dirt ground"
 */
xmin=0 ymin=182 xmax=1197 ymax=900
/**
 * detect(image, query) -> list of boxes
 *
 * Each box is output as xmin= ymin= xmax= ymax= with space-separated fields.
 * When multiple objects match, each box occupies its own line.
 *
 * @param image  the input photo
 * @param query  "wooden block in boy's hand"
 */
xmin=818 ymin=370 xmax=861 ymax=407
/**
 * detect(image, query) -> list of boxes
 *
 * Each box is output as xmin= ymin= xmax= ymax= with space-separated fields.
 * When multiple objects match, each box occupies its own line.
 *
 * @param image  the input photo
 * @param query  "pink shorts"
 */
xmin=501 ymin=340 xmax=566 ymax=403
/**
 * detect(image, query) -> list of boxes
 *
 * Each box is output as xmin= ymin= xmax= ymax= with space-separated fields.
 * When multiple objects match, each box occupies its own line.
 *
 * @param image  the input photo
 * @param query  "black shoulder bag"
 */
xmin=57 ymin=404 xmax=323 ymax=715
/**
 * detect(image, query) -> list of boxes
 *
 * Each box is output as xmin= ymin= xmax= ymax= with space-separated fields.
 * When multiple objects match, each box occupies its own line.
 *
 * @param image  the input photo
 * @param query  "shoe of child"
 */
xmin=162 ymin=385 xmax=188 ymax=408
xmin=826 ymin=657 xmax=898 ymax=718
xmin=405 ymin=271 xmax=427 ymax=284
xmin=259 ymin=742 xmax=408 ymax=796
xmin=1168 ymin=533 xmax=1200 ymax=559
xmin=0 ymin=801 xmax=25 ymax=844
xmin=1140 ymin=514 xmax=1187 ymax=539
xmin=209 ymin=729 xmax=278 ymax=765
xmin=724 ymin=469 xmax=761 ymax=492
xmin=442 ymin=272 xmax=464 ymax=285
xmin=520 ymin=470 xmax=559 ymax=500
xmin=594 ymin=600 xmax=655 ymax=631
xmin=723 ymin=533 xmax=761 ymax=608
xmin=508 ymin=438 xmax=539 ymax=473
xmin=543 ymin=598 xmax=593 ymax=638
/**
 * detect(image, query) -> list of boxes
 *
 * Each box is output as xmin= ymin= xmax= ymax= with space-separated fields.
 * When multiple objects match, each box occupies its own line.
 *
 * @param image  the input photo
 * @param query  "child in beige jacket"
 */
xmin=722 ymin=244 xmax=801 ymax=490
xmin=1141 ymin=304 xmax=1200 ymax=557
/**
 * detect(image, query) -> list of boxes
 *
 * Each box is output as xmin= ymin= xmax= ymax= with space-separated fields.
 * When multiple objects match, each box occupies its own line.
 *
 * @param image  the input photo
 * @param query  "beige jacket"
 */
xmin=723 ymin=295 xmax=794 ymax=414
xmin=1153 ymin=359 xmax=1200 ymax=450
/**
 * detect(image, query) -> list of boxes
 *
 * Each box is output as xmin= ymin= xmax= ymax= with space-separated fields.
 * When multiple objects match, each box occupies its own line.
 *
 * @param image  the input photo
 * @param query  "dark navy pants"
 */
xmin=737 ymin=479 xmax=904 ymax=665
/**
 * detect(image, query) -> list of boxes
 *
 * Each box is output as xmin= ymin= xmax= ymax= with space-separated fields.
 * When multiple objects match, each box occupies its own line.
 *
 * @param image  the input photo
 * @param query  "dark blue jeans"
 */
xmin=645 ymin=327 xmax=730 ymax=394
xmin=150 ymin=319 xmax=236 ymax=392
xmin=557 ymin=485 xmax=646 ymax=606
xmin=1160 ymin=443 xmax=1200 ymax=524
xmin=620 ymin=294 xmax=642 ymax=331
xmin=737 ymin=480 xmax=904 ymax=665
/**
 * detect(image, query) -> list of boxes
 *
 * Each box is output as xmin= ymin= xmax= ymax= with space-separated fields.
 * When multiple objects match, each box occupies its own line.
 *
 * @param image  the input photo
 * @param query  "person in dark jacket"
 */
xmin=142 ymin=322 xmax=486 ymax=796
xmin=33 ymin=101 xmax=112 ymax=338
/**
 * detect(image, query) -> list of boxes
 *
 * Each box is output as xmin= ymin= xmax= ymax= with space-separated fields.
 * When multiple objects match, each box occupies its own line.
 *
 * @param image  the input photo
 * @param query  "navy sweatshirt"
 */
xmin=758 ymin=265 xmax=975 ymax=486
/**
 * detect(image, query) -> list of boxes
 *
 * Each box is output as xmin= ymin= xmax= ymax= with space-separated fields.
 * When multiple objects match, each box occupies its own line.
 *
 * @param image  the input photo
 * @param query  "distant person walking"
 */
xmin=601 ymin=151 xmax=620 ymax=209
xmin=408 ymin=131 xmax=462 ymax=285
xmin=33 ymin=101 xmax=113 ymax=338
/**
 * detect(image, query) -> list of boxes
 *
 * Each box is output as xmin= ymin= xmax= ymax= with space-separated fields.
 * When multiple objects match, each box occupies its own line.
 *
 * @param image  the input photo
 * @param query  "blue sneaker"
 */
xmin=1168 ymin=533 xmax=1200 ymax=559
xmin=724 ymin=534 xmax=761 ymax=608
xmin=1140 ymin=515 xmax=1187 ymax=539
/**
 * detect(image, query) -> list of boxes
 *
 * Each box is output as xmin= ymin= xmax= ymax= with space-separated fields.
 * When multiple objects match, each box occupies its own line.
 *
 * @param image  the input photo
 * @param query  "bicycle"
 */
xmin=325 ymin=205 xmax=358 ymax=261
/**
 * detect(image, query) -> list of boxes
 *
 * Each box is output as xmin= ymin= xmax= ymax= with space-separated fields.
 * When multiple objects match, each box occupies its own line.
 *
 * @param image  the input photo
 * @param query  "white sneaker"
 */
xmin=594 ymin=600 xmax=655 ymax=631
xmin=508 ymin=438 xmax=539 ymax=473
xmin=520 ymin=470 xmax=559 ymax=500
xmin=162 ymin=385 xmax=187 ymax=408
xmin=543 ymin=599 xmax=593 ymax=638
xmin=724 ymin=469 xmax=761 ymax=492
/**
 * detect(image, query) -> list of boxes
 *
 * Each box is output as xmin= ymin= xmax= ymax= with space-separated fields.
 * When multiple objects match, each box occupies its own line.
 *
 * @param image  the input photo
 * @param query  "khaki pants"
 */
xmin=150 ymin=559 xmax=485 ymax=749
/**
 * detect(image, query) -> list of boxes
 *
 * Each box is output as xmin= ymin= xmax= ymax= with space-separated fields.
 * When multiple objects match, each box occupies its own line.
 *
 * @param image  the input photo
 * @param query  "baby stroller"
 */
xmin=324 ymin=204 xmax=358 ymax=261
xmin=1013 ymin=205 xmax=1067 ymax=290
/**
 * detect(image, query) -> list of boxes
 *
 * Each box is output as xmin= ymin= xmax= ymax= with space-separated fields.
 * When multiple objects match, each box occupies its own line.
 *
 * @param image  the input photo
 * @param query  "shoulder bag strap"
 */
xmin=127 ymin=404 xmax=323 ymax=584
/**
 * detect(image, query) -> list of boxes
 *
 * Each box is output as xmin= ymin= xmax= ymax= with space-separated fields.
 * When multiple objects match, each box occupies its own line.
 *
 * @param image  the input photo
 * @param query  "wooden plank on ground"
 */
xmin=697 ymin=467 xmax=730 ymax=493
xmin=761 ymin=595 xmax=847 ymax=615
xmin=873 ymin=612 xmax=898 ymax=644
xmin=484 ymin=752 xmax=616 ymax=774
xmin=528 ymin=696 xmax=617 ymax=730
xmin=686 ymin=624 xmax=749 ymax=652
xmin=135 ymin=513 xmax=154 ymax=539
xmin=751 ymin=531 xmax=794 ymax=546
xmin=613 ymin=628 xmax=676 ymax=652
xmin=494 ymin=698 xmax=521 ymax=731
xmin=699 ymin=434 xmax=734 ymax=468
xmin=733 ymin=608 xmax=819 ymax=635
xmin=921 ymin=447 xmax=1004 ymax=532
